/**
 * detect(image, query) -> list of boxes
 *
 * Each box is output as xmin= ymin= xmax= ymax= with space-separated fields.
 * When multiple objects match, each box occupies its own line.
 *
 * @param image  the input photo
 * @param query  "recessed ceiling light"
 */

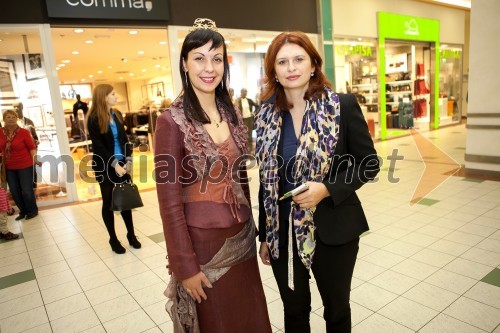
xmin=119 ymin=77 xmax=124 ymax=79
xmin=129 ymin=73 xmax=134 ymax=76
xmin=97 ymin=70 xmax=103 ymax=74
xmin=138 ymin=51 xmax=144 ymax=55
xmin=107 ymin=65 xmax=112 ymax=69
xmin=85 ymin=40 xmax=93 ymax=44
xmin=358 ymin=38 xmax=363 ymax=41
xmin=129 ymin=30 xmax=138 ymax=35
xmin=155 ymin=64 xmax=160 ymax=68
xmin=59 ymin=64 xmax=66 ymax=67
xmin=74 ymin=29 xmax=84 ymax=33
xmin=81 ymin=78 xmax=86 ymax=82
xmin=72 ymin=51 xmax=79 ymax=55
xmin=159 ymin=41 xmax=167 ymax=45
xmin=142 ymin=69 xmax=147 ymax=72
xmin=0 ymin=39 xmax=3 ymax=42
xmin=89 ymin=75 xmax=94 ymax=78
xmin=62 ymin=59 xmax=71 ymax=63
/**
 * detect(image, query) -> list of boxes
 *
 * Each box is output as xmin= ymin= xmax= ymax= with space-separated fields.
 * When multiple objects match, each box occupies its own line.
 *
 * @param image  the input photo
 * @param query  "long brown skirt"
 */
xmin=188 ymin=223 xmax=272 ymax=333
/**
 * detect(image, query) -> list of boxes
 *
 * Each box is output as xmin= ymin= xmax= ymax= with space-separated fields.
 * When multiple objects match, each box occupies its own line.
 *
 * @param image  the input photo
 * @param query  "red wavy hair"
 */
xmin=262 ymin=31 xmax=331 ymax=110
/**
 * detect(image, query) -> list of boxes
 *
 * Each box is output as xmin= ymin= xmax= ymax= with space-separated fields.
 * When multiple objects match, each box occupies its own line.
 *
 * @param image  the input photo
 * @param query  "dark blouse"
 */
xmin=278 ymin=111 xmax=299 ymax=247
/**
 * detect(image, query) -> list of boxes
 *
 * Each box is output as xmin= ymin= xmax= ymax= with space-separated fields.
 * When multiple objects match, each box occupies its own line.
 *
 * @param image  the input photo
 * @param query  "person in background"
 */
xmin=14 ymin=102 xmax=39 ymax=146
xmin=154 ymin=18 xmax=271 ymax=333
xmin=73 ymin=94 xmax=89 ymax=122
xmin=86 ymin=84 xmax=141 ymax=254
xmin=0 ymin=110 xmax=40 ymax=221
xmin=237 ymin=88 xmax=258 ymax=152
xmin=0 ymin=156 xmax=20 ymax=240
xmin=256 ymin=31 xmax=379 ymax=333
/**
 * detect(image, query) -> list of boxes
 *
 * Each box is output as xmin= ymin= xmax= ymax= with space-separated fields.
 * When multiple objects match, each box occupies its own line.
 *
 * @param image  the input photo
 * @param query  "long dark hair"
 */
xmin=179 ymin=28 xmax=237 ymax=125
xmin=262 ymin=31 xmax=331 ymax=110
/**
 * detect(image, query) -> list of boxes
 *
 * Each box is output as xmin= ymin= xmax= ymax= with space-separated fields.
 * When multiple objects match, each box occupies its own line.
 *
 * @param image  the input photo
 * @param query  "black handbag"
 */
xmin=111 ymin=180 xmax=143 ymax=211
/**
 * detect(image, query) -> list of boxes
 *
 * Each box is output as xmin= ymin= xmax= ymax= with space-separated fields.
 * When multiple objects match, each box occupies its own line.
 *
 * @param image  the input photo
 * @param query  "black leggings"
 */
xmin=97 ymin=176 xmax=135 ymax=241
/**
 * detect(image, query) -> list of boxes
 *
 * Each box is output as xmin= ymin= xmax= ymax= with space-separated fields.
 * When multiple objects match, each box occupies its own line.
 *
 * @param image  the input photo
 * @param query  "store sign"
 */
xmin=335 ymin=45 xmax=373 ymax=57
xmin=404 ymin=19 xmax=419 ymax=36
xmin=378 ymin=12 xmax=439 ymax=42
xmin=45 ymin=0 xmax=170 ymax=20
xmin=440 ymin=49 xmax=461 ymax=59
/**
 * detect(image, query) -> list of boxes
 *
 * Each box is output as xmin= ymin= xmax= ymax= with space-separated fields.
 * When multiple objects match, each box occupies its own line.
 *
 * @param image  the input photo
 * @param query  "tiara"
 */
xmin=190 ymin=18 xmax=218 ymax=32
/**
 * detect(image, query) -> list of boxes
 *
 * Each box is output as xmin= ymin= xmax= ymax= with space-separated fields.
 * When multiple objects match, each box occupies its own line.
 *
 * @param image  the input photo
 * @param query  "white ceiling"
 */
xmin=51 ymin=27 xmax=172 ymax=84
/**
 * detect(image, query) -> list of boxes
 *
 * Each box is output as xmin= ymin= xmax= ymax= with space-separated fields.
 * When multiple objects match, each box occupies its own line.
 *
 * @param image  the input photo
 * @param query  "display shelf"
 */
xmin=387 ymin=91 xmax=411 ymax=95
xmin=386 ymin=80 xmax=412 ymax=85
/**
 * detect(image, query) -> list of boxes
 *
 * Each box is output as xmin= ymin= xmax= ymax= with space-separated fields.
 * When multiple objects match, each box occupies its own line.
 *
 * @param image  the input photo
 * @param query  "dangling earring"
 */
xmin=185 ymin=72 xmax=189 ymax=87
xmin=310 ymin=72 xmax=315 ymax=77
xmin=275 ymin=77 xmax=279 ymax=82
xmin=221 ymin=78 xmax=224 ymax=89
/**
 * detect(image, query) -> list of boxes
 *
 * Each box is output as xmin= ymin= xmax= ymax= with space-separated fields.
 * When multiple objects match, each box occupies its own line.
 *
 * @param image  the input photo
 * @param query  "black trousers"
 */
xmin=270 ymin=236 xmax=359 ymax=333
xmin=96 ymin=167 xmax=135 ymax=241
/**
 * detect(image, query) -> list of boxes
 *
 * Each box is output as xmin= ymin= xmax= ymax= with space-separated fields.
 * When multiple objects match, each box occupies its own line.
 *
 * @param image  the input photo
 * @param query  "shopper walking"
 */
xmin=154 ymin=18 xmax=271 ymax=333
xmin=256 ymin=31 xmax=379 ymax=333
xmin=87 ymin=84 xmax=141 ymax=254
xmin=0 ymin=110 xmax=39 ymax=221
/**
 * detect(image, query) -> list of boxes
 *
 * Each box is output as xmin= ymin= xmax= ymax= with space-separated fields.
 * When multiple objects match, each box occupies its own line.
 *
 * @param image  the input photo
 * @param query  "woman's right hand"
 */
xmin=259 ymin=242 xmax=271 ymax=266
xmin=114 ymin=163 xmax=127 ymax=177
xmin=181 ymin=271 xmax=212 ymax=303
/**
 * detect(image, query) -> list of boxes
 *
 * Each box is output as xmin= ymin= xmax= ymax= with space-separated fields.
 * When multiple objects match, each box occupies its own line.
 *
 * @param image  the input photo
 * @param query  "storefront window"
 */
xmin=0 ymin=26 xmax=70 ymax=205
xmin=334 ymin=37 xmax=378 ymax=137
xmin=439 ymin=44 xmax=463 ymax=124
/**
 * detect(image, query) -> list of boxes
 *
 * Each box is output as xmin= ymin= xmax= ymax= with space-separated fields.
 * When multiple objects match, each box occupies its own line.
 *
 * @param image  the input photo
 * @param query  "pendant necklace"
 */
xmin=211 ymin=115 xmax=222 ymax=128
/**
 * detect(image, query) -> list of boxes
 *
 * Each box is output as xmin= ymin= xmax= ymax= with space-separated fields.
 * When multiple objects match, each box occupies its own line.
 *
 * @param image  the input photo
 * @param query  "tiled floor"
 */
xmin=1 ymin=123 xmax=499 ymax=332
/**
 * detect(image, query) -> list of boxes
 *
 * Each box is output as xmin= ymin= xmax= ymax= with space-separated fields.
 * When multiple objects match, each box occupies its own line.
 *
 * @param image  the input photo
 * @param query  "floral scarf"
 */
xmin=1 ymin=126 xmax=20 ymax=189
xmin=255 ymin=88 xmax=340 ymax=289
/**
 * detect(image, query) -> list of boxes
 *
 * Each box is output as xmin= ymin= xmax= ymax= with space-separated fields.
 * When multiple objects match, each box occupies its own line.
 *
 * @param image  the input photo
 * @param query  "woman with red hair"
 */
xmin=256 ymin=31 xmax=379 ymax=333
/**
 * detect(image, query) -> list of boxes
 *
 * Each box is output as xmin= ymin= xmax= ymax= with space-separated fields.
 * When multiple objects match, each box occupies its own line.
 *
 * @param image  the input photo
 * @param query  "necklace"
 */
xmin=210 ymin=114 xmax=223 ymax=128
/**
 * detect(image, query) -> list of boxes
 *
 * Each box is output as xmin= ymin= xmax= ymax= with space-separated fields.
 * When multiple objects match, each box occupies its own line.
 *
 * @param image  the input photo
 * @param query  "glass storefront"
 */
xmin=439 ymin=44 xmax=463 ymax=125
xmin=0 ymin=25 xmax=74 ymax=206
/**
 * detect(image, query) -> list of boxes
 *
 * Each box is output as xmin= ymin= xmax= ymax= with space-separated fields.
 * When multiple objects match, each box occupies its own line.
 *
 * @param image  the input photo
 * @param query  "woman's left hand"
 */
xmin=293 ymin=181 xmax=329 ymax=209
xmin=34 ymin=160 xmax=42 ymax=167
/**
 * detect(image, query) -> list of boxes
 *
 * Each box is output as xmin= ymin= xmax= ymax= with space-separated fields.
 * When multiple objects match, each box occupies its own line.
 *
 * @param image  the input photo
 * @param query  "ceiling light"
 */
xmin=107 ymin=65 xmax=112 ymax=69
xmin=431 ymin=0 xmax=470 ymax=8
xmin=159 ymin=41 xmax=167 ymax=45
xmin=119 ymin=77 xmax=124 ymax=79
xmin=89 ymin=75 xmax=94 ymax=78
xmin=155 ymin=64 xmax=160 ymax=68
xmin=129 ymin=73 xmax=134 ymax=76
xmin=0 ymin=39 xmax=3 ymax=42
xmin=142 ymin=69 xmax=147 ymax=72
xmin=85 ymin=40 xmax=93 ymax=44
xmin=358 ymin=38 xmax=363 ymax=41
xmin=72 ymin=51 xmax=79 ymax=55
xmin=81 ymin=78 xmax=86 ymax=82
xmin=121 ymin=58 xmax=127 ymax=62
xmin=97 ymin=70 xmax=103 ymax=74
xmin=138 ymin=51 xmax=144 ymax=55
xmin=129 ymin=30 xmax=138 ymax=35
xmin=225 ymin=40 xmax=231 ymax=44
xmin=74 ymin=29 xmax=84 ymax=33
xmin=62 ymin=59 xmax=71 ymax=63
xmin=59 ymin=64 xmax=66 ymax=67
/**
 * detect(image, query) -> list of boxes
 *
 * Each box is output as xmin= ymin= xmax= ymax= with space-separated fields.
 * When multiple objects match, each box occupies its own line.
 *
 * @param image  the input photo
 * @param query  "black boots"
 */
xmin=109 ymin=238 xmax=126 ymax=254
xmin=127 ymin=234 xmax=142 ymax=249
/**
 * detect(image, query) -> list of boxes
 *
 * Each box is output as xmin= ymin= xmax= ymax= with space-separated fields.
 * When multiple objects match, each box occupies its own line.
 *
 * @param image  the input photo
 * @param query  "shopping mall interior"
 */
xmin=1 ymin=0 xmax=499 ymax=332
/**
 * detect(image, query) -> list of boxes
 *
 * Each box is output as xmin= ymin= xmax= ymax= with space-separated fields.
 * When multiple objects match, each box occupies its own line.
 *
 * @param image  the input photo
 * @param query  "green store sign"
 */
xmin=440 ymin=49 xmax=461 ymax=59
xmin=336 ymin=45 xmax=374 ymax=57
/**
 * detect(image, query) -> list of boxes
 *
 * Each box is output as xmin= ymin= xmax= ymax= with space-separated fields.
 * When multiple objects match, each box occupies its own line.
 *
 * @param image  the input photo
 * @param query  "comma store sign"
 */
xmin=45 ymin=0 xmax=169 ymax=20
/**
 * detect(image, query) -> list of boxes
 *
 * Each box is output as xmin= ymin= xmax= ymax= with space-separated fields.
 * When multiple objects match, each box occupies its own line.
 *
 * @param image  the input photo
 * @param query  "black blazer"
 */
xmin=259 ymin=93 xmax=379 ymax=246
xmin=87 ymin=110 xmax=131 ymax=173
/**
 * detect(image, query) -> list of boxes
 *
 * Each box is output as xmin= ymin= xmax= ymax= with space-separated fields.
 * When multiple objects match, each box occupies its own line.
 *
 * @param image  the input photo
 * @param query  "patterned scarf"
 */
xmin=255 ymin=88 xmax=340 ymax=289
xmin=3 ymin=126 xmax=20 ymax=159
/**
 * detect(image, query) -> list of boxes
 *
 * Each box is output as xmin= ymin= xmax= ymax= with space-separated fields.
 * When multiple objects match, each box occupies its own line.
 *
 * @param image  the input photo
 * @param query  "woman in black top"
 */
xmin=256 ymin=32 xmax=379 ymax=333
xmin=87 ymin=84 xmax=141 ymax=254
